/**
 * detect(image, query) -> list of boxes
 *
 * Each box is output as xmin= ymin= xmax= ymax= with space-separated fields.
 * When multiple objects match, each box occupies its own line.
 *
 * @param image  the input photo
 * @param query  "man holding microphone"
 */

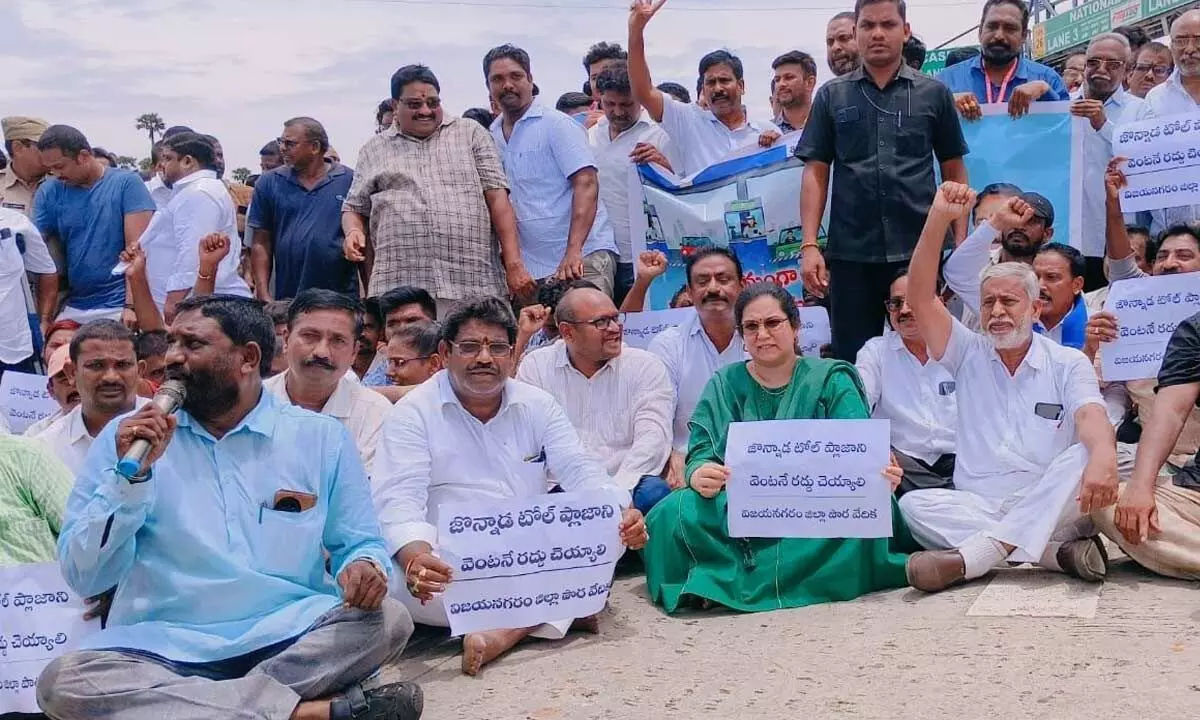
xmin=38 ymin=294 xmax=424 ymax=720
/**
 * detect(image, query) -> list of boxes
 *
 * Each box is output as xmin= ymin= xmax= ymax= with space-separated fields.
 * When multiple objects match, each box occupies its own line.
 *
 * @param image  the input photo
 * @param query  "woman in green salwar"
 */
xmin=643 ymin=283 xmax=917 ymax=613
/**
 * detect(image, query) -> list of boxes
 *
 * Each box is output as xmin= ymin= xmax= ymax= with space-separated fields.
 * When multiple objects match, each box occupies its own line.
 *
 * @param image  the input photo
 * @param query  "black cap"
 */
xmin=1019 ymin=191 xmax=1055 ymax=228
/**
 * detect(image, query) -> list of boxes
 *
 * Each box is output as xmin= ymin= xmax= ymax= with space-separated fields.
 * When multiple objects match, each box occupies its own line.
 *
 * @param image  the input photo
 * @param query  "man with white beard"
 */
xmin=899 ymin=182 xmax=1120 ymax=592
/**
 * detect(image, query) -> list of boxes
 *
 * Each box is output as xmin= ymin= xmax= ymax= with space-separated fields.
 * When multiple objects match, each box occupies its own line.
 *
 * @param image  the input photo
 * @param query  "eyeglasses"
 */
xmin=276 ymin=138 xmax=301 ymax=149
xmin=1172 ymin=34 xmax=1200 ymax=49
xmin=448 ymin=340 xmax=513 ymax=357
xmin=1085 ymin=58 xmax=1125 ymax=71
xmin=389 ymin=355 xmax=430 ymax=369
xmin=884 ymin=297 xmax=907 ymax=312
xmin=739 ymin=317 xmax=790 ymax=335
xmin=567 ymin=313 xmax=625 ymax=330
xmin=1131 ymin=63 xmax=1172 ymax=78
xmin=399 ymin=97 xmax=442 ymax=110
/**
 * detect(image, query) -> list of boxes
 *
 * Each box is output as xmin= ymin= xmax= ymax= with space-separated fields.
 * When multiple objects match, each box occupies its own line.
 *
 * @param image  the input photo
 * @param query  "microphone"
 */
xmin=115 ymin=379 xmax=187 ymax=480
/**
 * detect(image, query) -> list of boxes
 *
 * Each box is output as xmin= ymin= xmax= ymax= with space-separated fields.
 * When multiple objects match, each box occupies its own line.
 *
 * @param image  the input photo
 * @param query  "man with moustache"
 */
xmin=1069 ymin=33 xmax=1152 ymax=258
xmin=826 ymin=11 xmax=860 ymax=76
xmin=901 ymin=182 xmax=1119 ymax=592
xmin=855 ymin=269 xmax=957 ymax=496
xmin=39 ymin=294 xmax=423 ymax=720
xmin=1062 ymin=53 xmax=1086 ymax=94
xmin=0 ymin=116 xmax=50 ymax=220
xmin=588 ymin=61 xmax=674 ymax=304
xmin=483 ymin=45 xmax=620 ymax=295
xmin=29 ymin=320 xmax=147 ymax=475
xmin=1128 ymin=41 xmax=1173 ymax=99
xmin=518 ymin=286 xmax=674 ymax=515
xmin=1143 ymin=11 xmax=1200 ymax=234
xmin=938 ymin=0 xmax=1069 ymax=122
xmin=372 ymin=298 xmax=648 ymax=675
xmin=771 ymin=50 xmax=817 ymax=134
xmin=648 ymin=247 xmax=745 ymax=489
xmin=797 ymin=0 xmax=968 ymax=363
xmin=628 ymin=0 xmax=780 ymax=177
xmin=264 ymin=289 xmax=393 ymax=468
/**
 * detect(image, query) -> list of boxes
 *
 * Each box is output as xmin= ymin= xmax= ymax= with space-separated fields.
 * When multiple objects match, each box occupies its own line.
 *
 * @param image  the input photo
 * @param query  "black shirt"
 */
xmin=1157 ymin=311 xmax=1200 ymax=490
xmin=795 ymin=63 xmax=968 ymax=263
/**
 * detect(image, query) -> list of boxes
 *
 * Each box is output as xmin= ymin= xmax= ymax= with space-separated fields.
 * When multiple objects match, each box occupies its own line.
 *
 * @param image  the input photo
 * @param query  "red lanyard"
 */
xmin=984 ymin=59 xmax=1018 ymax=104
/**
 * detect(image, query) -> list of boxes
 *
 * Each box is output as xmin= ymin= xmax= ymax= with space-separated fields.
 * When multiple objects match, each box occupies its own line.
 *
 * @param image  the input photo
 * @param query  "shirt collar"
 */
xmin=387 ymin=116 xmax=456 ymax=142
xmin=434 ymin=370 xmax=527 ymax=417
xmin=63 ymin=406 xmax=92 ymax=444
xmin=971 ymin=57 xmax=1030 ymax=83
xmin=848 ymin=61 xmax=917 ymax=87
xmin=553 ymin=340 xmax=616 ymax=377
xmin=990 ymin=332 xmax=1049 ymax=373
xmin=172 ymin=169 xmax=217 ymax=189
xmin=276 ymin=370 xmax=356 ymax=420
xmin=596 ymin=113 xmax=652 ymax=142
xmin=177 ymin=387 xmax=278 ymax=441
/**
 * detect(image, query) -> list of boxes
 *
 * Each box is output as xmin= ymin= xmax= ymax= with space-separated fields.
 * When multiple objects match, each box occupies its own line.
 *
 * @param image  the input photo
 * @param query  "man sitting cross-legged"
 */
xmin=900 ymin=183 xmax=1120 ymax=591
xmin=372 ymin=297 xmax=648 ymax=675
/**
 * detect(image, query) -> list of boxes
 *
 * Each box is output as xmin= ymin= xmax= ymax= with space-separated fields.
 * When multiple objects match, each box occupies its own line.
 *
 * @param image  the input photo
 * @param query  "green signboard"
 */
xmin=1032 ymin=0 xmax=1193 ymax=59
xmin=921 ymin=45 xmax=978 ymax=74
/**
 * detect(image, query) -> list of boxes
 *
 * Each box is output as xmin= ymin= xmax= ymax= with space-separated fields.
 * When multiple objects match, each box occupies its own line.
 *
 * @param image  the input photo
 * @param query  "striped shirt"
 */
xmin=0 ymin=434 xmax=74 ymax=566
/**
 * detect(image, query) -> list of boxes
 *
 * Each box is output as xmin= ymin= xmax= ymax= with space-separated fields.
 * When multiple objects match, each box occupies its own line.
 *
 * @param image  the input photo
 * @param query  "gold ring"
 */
xmin=419 ymin=567 xmax=428 ymax=580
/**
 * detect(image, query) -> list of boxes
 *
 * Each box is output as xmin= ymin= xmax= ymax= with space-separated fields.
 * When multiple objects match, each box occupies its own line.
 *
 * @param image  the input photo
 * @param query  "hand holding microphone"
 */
xmin=115 ymin=380 xmax=186 ymax=479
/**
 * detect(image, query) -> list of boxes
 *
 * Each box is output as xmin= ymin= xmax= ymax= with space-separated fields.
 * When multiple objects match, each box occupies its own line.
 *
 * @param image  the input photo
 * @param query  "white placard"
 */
xmin=1113 ymin=113 xmax=1200 ymax=214
xmin=798 ymin=306 xmax=831 ymax=357
xmin=0 ymin=371 xmax=58 ymax=434
xmin=724 ymin=419 xmax=892 ymax=539
xmin=0 ymin=563 xmax=98 ymax=714
xmin=436 ymin=490 xmax=621 ymax=636
xmin=1101 ymin=274 xmax=1200 ymax=382
xmin=622 ymin=307 xmax=695 ymax=349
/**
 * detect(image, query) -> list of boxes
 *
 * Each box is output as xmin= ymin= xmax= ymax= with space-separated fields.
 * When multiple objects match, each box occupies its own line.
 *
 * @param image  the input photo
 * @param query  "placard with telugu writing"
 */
xmin=0 ymin=371 xmax=58 ymax=435
xmin=1113 ymin=113 xmax=1200 ymax=214
xmin=1101 ymin=274 xmax=1200 ymax=382
xmin=436 ymin=490 xmax=622 ymax=636
xmin=622 ymin=307 xmax=696 ymax=349
xmin=0 ymin=563 xmax=98 ymax=714
xmin=724 ymin=419 xmax=893 ymax=539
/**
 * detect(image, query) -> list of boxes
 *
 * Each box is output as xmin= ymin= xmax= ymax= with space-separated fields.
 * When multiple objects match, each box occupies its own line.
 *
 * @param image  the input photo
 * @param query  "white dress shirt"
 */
xmin=659 ymin=95 xmax=779 ymax=177
xmin=648 ymin=312 xmax=746 ymax=452
xmin=517 ymin=342 xmax=673 ymax=491
xmin=28 ymin=397 xmax=149 ymax=475
xmin=140 ymin=169 xmax=250 ymax=309
xmin=939 ymin=319 xmax=1104 ymax=498
xmin=371 ymin=371 xmax=627 ymax=555
xmin=1143 ymin=71 xmax=1200 ymax=233
xmin=856 ymin=332 xmax=957 ymax=465
xmin=0 ymin=208 xmax=56 ymax=364
xmin=588 ymin=116 xmax=673 ymax=262
xmin=264 ymin=370 xmax=392 ymax=470
xmin=145 ymin=175 xmax=172 ymax=211
xmin=1071 ymin=88 xmax=1154 ymax=257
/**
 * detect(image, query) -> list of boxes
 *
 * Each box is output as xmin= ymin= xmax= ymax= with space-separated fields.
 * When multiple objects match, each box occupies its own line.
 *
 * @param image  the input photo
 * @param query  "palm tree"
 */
xmin=135 ymin=113 xmax=166 ymax=148
xmin=231 ymin=167 xmax=252 ymax=184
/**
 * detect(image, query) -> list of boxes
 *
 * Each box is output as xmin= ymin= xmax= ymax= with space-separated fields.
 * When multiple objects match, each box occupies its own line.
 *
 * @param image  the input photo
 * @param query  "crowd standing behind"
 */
xmin=2 ymin=1 xmax=1200 ymax=717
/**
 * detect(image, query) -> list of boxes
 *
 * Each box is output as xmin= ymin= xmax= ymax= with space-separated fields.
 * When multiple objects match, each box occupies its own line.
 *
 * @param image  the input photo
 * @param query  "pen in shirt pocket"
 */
xmin=524 ymin=448 xmax=546 ymax=463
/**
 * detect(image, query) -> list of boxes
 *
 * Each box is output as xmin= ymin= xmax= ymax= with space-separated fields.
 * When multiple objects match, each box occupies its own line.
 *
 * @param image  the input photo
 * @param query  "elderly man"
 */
xmin=264 ymin=289 xmax=393 ymax=468
xmin=648 ymin=247 xmax=746 ymax=488
xmin=825 ymin=12 xmax=860 ymax=76
xmin=34 ymin=125 xmax=156 ymax=324
xmin=38 ymin=294 xmax=422 ymax=720
xmin=855 ymin=269 xmax=957 ymax=496
xmin=588 ymin=61 xmax=673 ymax=304
xmin=29 ymin=320 xmax=146 ymax=474
xmin=1128 ymin=41 xmax=1174 ymax=99
xmin=901 ymin=182 xmax=1119 ymax=592
xmin=1143 ymin=10 xmax=1200 ymax=234
xmin=342 ymin=64 xmax=535 ymax=310
xmin=0 ymin=116 xmax=49 ymax=219
xmin=372 ymin=298 xmax=648 ymax=676
xmin=1069 ymin=33 xmax=1153 ymax=258
xmin=518 ymin=286 xmax=674 ymax=514
xmin=484 ymin=45 xmax=620 ymax=294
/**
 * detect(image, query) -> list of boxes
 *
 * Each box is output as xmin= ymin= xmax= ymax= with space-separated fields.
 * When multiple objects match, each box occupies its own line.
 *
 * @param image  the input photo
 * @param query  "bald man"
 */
xmin=517 ymin=286 xmax=675 ymax=514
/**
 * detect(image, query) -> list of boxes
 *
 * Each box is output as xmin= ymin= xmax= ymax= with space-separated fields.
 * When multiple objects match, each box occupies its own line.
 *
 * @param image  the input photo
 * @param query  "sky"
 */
xmin=2 ymin=0 xmax=988 ymax=174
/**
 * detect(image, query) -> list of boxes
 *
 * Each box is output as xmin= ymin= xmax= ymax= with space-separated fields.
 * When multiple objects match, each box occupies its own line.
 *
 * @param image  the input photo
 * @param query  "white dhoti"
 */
xmin=899 ymin=445 xmax=1091 ymax=564
xmin=389 ymin=558 xmax=572 ymax=640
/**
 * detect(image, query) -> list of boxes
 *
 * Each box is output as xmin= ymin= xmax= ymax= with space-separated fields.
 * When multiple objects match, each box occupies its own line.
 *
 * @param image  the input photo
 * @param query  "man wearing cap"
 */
xmin=0 ymin=116 xmax=50 ymax=219
xmin=22 ymin=343 xmax=79 ymax=438
xmin=943 ymin=191 xmax=1093 ymax=350
xmin=0 ymin=206 xmax=58 ymax=375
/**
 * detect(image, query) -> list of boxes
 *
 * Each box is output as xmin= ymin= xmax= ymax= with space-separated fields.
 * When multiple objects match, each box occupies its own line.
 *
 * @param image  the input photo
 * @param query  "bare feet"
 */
xmin=460 ymin=627 xmax=533 ymax=676
xmin=570 ymin=613 xmax=601 ymax=634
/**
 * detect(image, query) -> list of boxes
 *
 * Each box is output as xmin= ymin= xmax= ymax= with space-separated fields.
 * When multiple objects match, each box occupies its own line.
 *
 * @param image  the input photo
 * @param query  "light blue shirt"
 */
xmin=1143 ymin=70 xmax=1200 ymax=235
xmin=1070 ymin=87 xmax=1155 ymax=256
xmin=490 ymin=103 xmax=617 ymax=279
xmin=936 ymin=56 xmax=1069 ymax=104
xmin=58 ymin=390 xmax=392 ymax=663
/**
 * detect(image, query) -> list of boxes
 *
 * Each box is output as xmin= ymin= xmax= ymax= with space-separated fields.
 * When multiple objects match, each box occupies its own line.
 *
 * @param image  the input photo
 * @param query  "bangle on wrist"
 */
xmin=198 ymin=270 xmax=215 ymax=280
xmin=799 ymin=242 xmax=821 ymax=252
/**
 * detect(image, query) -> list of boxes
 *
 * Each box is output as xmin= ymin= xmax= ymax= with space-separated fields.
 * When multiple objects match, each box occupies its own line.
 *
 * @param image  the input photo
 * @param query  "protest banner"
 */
xmin=629 ymin=144 xmax=820 ymax=311
xmin=436 ymin=489 xmax=622 ymax=636
xmin=622 ymin=307 xmax=696 ymax=349
xmin=1113 ymin=113 xmax=1200 ymax=215
xmin=0 ymin=563 xmax=98 ymax=714
xmin=1100 ymin=274 xmax=1200 ymax=382
xmin=959 ymin=103 xmax=1085 ymax=253
xmin=724 ymin=419 xmax=893 ymax=539
xmin=0 ymin=371 xmax=58 ymax=434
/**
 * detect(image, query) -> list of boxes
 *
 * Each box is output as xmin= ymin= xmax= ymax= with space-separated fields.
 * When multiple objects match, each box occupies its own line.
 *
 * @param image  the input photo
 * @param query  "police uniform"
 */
xmin=0 ymin=116 xmax=50 ymax=219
